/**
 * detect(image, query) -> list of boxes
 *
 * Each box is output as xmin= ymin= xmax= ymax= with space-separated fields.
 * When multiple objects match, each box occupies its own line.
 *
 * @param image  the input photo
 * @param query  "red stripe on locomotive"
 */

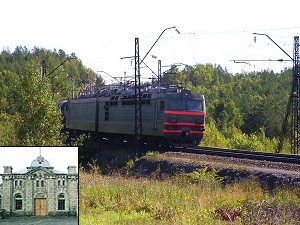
xmin=164 ymin=122 xmax=205 ymax=126
xmin=163 ymin=129 xmax=204 ymax=134
xmin=164 ymin=110 xmax=206 ymax=116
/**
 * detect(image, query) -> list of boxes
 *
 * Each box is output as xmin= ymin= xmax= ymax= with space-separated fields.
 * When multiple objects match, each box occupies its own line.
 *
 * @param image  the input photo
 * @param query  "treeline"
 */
xmin=0 ymin=46 xmax=101 ymax=145
xmin=162 ymin=64 xmax=293 ymax=152
xmin=0 ymin=46 xmax=293 ymax=152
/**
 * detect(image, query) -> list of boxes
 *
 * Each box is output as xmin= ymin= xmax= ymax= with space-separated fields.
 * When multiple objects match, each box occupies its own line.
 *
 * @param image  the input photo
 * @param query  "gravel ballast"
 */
xmin=128 ymin=151 xmax=300 ymax=189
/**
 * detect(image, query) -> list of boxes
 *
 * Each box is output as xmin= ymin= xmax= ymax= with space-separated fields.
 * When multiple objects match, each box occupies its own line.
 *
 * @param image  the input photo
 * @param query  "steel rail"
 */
xmin=170 ymin=146 xmax=300 ymax=164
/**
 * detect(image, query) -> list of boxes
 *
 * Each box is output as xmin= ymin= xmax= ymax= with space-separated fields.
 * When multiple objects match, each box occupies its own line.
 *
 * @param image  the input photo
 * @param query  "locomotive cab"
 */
xmin=163 ymin=90 xmax=206 ymax=147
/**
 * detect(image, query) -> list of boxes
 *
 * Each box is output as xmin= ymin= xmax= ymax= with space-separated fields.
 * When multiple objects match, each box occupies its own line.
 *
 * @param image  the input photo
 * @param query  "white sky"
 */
xmin=1 ymin=0 xmax=300 ymax=84
xmin=0 ymin=147 xmax=78 ymax=175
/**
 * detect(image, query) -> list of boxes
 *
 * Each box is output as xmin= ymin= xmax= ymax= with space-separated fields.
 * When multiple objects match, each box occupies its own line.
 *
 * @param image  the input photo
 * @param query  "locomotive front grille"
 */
xmin=164 ymin=123 xmax=205 ymax=134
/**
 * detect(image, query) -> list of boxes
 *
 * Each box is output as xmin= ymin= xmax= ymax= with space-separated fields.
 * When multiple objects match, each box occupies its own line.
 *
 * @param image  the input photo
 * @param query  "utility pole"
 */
xmin=158 ymin=60 xmax=161 ymax=87
xmin=134 ymin=38 xmax=143 ymax=153
xmin=291 ymin=36 xmax=300 ymax=154
xmin=133 ymin=27 xmax=180 ymax=153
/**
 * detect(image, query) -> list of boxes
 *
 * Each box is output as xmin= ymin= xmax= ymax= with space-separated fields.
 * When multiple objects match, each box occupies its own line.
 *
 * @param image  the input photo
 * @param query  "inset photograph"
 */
xmin=0 ymin=147 xmax=78 ymax=225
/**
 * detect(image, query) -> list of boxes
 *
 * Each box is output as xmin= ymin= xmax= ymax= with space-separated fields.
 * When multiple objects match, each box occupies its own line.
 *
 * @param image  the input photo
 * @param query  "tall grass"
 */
xmin=80 ymin=167 xmax=300 ymax=224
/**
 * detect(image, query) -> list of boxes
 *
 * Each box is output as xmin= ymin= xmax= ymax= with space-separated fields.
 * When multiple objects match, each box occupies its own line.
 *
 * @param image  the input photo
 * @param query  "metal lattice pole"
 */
xmin=134 ymin=38 xmax=143 ymax=153
xmin=158 ymin=60 xmax=161 ymax=87
xmin=292 ymin=36 xmax=300 ymax=154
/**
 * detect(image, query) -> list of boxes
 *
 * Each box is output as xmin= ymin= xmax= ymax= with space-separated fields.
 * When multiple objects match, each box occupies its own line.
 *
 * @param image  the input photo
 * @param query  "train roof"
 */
xmin=57 ymin=84 xmax=205 ymax=108
xmin=73 ymin=83 xmax=204 ymax=100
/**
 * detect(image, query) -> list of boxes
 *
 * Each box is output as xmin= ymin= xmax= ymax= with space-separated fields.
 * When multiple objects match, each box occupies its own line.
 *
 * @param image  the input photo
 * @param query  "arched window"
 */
xmin=15 ymin=194 xmax=22 ymax=210
xmin=0 ymin=194 xmax=2 ymax=209
xmin=58 ymin=193 xmax=65 ymax=210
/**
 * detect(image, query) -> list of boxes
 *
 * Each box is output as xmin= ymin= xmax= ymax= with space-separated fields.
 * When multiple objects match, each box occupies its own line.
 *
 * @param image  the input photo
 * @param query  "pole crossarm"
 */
xmin=46 ymin=57 xmax=78 ymax=78
xmin=140 ymin=26 xmax=178 ymax=65
xmin=253 ymin=33 xmax=294 ymax=61
xmin=232 ymin=59 xmax=292 ymax=62
xmin=97 ymin=70 xmax=119 ymax=82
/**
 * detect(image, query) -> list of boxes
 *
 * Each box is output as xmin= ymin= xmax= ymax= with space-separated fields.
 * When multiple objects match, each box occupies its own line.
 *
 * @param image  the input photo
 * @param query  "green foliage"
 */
xmin=80 ymin=171 xmax=300 ymax=224
xmin=0 ymin=46 xmax=103 ymax=146
xmin=229 ymin=132 xmax=265 ymax=151
xmin=178 ymin=167 xmax=223 ymax=187
xmin=201 ymin=120 xmax=229 ymax=147
xmin=10 ymin=61 xmax=62 ymax=145
xmin=145 ymin=151 xmax=161 ymax=158
xmin=70 ymin=133 xmax=90 ymax=146
xmin=0 ymin=113 xmax=19 ymax=145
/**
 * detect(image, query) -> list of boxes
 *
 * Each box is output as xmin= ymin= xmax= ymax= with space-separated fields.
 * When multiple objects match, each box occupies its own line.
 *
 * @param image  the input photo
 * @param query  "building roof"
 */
xmin=31 ymin=155 xmax=51 ymax=168
xmin=27 ymin=155 xmax=54 ymax=172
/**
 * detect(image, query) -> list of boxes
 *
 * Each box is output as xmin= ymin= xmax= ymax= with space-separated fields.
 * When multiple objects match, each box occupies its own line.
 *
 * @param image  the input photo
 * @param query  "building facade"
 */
xmin=0 ymin=154 xmax=78 ymax=216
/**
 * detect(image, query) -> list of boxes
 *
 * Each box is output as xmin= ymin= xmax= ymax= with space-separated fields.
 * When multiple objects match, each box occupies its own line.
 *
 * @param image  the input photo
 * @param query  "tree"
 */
xmin=213 ymin=100 xmax=243 ymax=130
xmin=14 ymin=60 xmax=65 ymax=145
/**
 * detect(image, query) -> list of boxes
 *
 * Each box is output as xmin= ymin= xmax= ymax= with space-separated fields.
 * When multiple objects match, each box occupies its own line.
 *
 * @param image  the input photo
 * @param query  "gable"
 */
xmin=26 ymin=167 xmax=57 ymax=176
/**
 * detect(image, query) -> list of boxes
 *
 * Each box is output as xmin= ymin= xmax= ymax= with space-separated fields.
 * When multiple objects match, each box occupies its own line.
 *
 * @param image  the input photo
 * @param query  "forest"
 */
xmin=0 ymin=46 xmax=293 ymax=152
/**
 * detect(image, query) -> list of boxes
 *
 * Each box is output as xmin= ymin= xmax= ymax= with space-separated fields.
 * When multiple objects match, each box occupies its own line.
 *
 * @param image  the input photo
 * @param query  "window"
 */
xmin=15 ymin=194 xmax=22 ymax=210
xmin=187 ymin=100 xmax=202 ymax=111
xmin=0 ymin=194 xmax=2 ymax=209
xmin=41 ymin=180 xmax=44 ymax=187
xmin=58 ymin=193 xmax=65 ymax=210
xmin=19 ymin=180 xmax=22 ymax=187
xmin=62 ymin=180 xmax=65 ymax=187
xmin=58 ymin=180 xmax=61 ymax=187
xmin=169 ymin=100 xmax=203 ymax=111
xmin=36 ymin=180 xmax=39 ymax=187
xmin=14 ymin=180 xmax=18 ymax=188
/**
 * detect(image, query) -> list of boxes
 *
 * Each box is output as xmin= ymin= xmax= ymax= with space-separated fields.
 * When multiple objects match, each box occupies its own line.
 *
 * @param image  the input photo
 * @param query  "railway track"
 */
xmin=170 ymin=146 xmax=300 ymax=164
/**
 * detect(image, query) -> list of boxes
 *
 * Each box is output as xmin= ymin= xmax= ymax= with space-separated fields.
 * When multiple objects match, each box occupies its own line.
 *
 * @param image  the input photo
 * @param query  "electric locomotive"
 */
xmin=59 ymin=84 xmax=206 ymax=147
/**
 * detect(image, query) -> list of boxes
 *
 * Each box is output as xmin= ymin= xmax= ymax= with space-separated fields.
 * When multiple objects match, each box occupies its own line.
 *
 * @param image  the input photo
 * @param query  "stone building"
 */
xmin=0 ymin=154 xmax=78 ymax=216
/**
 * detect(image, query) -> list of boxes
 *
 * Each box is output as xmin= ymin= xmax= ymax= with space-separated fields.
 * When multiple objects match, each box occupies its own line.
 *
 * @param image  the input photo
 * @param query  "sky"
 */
xmin=0 ymin=147 xmax=78 ymax=175
xmin=1 ymin=0 xmax=300 ymax=84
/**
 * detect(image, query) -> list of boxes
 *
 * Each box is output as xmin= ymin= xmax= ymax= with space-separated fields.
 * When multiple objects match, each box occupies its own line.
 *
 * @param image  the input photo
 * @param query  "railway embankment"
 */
xmin=126 ymin=152 xmax=300 ymax=190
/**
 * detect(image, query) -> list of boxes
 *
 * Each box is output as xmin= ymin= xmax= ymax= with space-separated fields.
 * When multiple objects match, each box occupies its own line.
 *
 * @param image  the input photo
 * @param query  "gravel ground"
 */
xmin=128 ymin=152 xmax=300 ymax=189
xmin=0 ymin=216 xmax=78 ymax=225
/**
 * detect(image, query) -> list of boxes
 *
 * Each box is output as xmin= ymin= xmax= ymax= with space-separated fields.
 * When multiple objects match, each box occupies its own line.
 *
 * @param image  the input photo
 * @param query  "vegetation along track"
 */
xmin=127 ymin=145 xmax=300 ymax=190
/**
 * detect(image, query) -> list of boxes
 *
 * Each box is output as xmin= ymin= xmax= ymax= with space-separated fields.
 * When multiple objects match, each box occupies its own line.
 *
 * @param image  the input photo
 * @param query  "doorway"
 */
xmin=35 ymin=198 xmax=47 ymax=216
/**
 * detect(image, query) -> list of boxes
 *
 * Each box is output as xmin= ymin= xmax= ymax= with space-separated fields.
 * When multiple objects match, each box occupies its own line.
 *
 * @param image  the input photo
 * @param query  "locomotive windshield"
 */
xmin=169 ymin=100 xmax=204 ymax=111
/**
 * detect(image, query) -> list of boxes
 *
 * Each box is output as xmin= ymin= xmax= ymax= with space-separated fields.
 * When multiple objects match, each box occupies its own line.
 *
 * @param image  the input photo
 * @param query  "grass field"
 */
xmin=79 ymin=163 xmax=300 ymax=225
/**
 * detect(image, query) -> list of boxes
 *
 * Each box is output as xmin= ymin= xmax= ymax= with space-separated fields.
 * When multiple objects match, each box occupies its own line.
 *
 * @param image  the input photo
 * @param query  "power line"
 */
xmin=186 ymin=26 xmax=300 ymax=36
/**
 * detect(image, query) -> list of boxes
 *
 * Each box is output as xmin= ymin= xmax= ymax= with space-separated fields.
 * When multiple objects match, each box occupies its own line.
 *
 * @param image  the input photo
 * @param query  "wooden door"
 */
xmin=35 ymin=199 xmax=47 ymax=216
